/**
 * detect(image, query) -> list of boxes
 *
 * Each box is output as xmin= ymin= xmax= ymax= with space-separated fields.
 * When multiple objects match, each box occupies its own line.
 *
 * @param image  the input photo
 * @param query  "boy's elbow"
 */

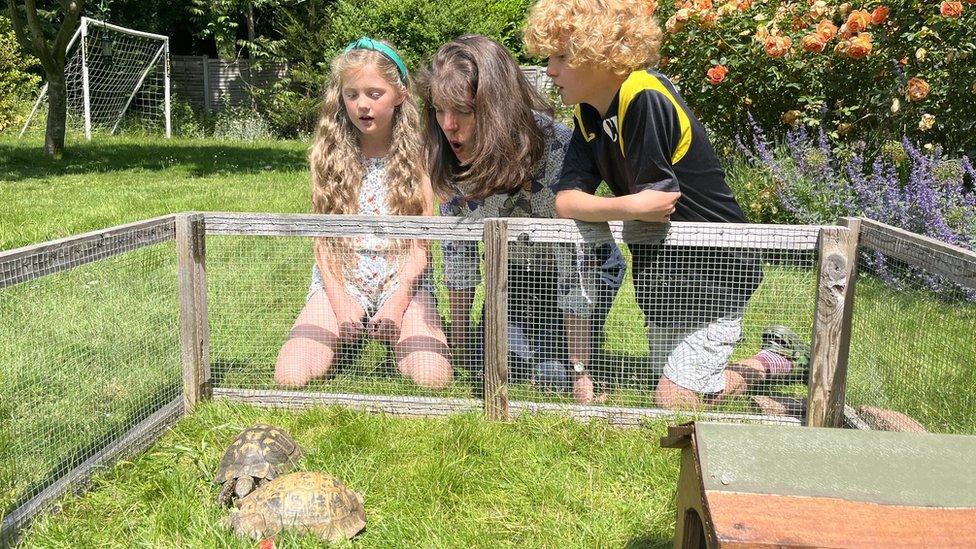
xmin=553 ymin=191 xmax=571 ymax=218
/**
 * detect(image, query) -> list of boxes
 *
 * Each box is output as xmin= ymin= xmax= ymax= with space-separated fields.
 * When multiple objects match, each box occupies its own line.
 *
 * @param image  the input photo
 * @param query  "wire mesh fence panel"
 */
xmin=0 ymin=241 xmax=181 ymax=534
xmin=206 ymin=235 xmax=479 ymax=403
xmin=846 ymin=225 xmax=976 ymax=434
xmin=501 ymin=222 xmax=819 ymax=420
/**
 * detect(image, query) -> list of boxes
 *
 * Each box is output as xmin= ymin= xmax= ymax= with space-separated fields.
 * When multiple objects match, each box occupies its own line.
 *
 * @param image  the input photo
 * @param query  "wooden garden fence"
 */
xmin=2 ymin=213 xmax=974 ymax=542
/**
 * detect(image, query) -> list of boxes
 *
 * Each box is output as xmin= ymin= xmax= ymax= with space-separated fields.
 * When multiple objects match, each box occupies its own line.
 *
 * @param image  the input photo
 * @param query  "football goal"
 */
xmin=19 ymin=17 xmax=171 ymax=139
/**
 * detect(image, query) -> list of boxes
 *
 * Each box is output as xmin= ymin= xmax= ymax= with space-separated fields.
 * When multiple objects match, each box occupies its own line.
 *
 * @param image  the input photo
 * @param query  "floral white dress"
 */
xmin=308 ymin=156 xmax=417 ymax=315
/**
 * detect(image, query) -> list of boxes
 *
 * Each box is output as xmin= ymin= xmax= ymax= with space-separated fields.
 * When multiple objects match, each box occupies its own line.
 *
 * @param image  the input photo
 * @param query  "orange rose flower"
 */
xmin=737 ymin=0 xmax=753 ymax=11
xmin=871 ymin=6 xmax=889 ymax=24
xmin=809 ymin=0 xmax=828 ymax=18
xmin=642 ymin=0 xmax=659 ymax=14
xmin=696 ymin=0 xmax=714 ymax=10
xmin=839 ymin=23 xmax=855 ymax=39
xmin=905 ymin=77 xmax=931 ymax=101
xmin=817 ymin=19 xmax=838 ymax=40
xmin=717 ymin=2 xmax=737 ymax=15
xmin=847 ymin=32 xmax=873 ymax=58
xmin=940 ymin=1 xmax=963 ymax=17
xmin=846 ymin=9 xmax=872 ymax=32
xmin=834 ymin=39 xmax=851 ymax=55
xmin=706 ymin=64 xmax=729 ymax=85
xmin=666 ymin=9 xmax=692 ymax=32
xmin=802 ymin=33 xmax=828 ymax=52
xmin=699 ymin=10 xmax=719 ymax=28
xmin=765 ymin=35 xmax=793 ymax=57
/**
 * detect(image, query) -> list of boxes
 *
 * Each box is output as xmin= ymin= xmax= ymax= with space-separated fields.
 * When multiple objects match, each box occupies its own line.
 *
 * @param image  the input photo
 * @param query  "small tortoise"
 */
xmin=215 ymin=424 xmax=303 ymax=505
xmin=226 ymin=471 xmax=366 ymax=542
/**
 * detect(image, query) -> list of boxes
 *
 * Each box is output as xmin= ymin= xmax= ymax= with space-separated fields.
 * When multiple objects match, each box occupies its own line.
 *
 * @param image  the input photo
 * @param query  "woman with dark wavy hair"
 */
xmin=417 ymin=35 xmax=624 ymax=404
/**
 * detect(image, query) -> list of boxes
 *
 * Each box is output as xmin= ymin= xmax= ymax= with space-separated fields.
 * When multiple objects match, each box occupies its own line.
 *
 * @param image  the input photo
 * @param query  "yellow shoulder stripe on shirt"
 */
xmin=574 ymin=105 xmax=597 ymax=142
xmin=618 ymin=71 xmax=692 ymax=165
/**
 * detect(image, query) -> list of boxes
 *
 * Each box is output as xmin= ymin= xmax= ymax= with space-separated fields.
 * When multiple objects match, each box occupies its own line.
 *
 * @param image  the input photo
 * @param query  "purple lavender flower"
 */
xmin=736 ymin=119 xmax=975 ymax=301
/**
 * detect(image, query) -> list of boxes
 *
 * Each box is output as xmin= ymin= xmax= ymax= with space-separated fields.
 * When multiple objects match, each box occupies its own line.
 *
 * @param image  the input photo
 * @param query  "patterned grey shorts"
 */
xmin=650 ymin=314 xmax=745 ymax=394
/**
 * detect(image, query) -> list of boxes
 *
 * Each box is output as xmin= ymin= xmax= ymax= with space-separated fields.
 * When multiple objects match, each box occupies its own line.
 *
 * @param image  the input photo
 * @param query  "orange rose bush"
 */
xmin=656 ymin=0 xmax=976 ymax=152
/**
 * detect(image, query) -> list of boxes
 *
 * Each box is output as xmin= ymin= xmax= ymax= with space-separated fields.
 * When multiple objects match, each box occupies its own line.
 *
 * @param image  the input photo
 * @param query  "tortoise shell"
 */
xmin=227 ymin=471 xmax=366 ymax=541
xmin=214 ymin=424 xmax=303 ymax=505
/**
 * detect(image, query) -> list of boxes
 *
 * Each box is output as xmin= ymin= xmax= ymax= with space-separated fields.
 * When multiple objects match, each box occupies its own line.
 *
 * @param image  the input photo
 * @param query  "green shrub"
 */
xmin=212 ymin=102 xmax=273 ymax=141
xmin=722 ymin=151 xmax=793 ymax=224
xmin=0 ymin=15 xmax=41 ymax=134
xmin=246 ymin=0 xmax=534 ymax=138
xmin=170 ymin=94 xmax=214 ymax=139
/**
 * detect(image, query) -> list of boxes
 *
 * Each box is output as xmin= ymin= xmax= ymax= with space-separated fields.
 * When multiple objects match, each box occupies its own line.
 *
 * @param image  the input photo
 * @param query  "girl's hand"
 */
xmin=333 ymin=300 xmax=366 ymax=342
xmin=368 ymin=297 xmax=407 ymax=344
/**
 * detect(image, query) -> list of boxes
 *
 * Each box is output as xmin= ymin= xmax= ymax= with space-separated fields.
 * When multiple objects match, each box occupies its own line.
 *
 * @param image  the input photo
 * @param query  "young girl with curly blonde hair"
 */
xmin=275 ymin=38 xmax=452 ymax=389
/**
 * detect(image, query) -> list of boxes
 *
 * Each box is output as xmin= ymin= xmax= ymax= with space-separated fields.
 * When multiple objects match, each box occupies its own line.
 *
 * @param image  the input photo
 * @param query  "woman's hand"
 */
xmin=573 ymin=372 xmax=609 ymax=405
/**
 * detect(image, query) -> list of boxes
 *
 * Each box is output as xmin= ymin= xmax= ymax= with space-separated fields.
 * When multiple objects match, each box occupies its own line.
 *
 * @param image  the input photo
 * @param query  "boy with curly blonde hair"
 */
xmin=525 ymin=0 xmax=807 ymax=409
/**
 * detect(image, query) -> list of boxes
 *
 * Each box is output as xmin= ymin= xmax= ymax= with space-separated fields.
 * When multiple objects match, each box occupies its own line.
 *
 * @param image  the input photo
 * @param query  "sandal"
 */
xmin=761 ymin=325 xmax=811 ymax=381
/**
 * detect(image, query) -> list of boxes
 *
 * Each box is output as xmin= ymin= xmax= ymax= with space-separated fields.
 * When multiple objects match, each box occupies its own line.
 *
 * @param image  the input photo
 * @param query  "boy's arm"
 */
xmin=554 ymin=188 xmax=679 ymax=222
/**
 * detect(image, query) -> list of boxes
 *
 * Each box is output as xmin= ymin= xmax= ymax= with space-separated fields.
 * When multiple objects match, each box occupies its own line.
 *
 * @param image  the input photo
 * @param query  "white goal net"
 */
xmin=20 ymin=17 xmax=171 ymax=139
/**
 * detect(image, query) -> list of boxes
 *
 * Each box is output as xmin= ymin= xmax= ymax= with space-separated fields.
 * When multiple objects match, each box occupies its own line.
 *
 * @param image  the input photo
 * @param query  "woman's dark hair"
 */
xmin=417 ymin=34 xmax=554 ymax=200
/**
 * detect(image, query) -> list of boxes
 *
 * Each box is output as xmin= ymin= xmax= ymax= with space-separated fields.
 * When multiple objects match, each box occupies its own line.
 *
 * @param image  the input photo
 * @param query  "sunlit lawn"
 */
xmin=2 ymin=134 xmax=973 ymax=546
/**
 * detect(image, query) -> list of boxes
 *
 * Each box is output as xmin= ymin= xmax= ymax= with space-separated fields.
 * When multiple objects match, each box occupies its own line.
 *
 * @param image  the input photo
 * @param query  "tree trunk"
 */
xmin=246 ymin=2 xmax=255 ymax=57
xmin=45 ymin=72 xmax=67 ymax=159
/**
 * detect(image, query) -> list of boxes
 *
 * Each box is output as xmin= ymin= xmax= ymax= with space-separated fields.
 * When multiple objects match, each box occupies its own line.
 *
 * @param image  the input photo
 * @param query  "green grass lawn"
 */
xmin=0 ymin=135 xmax=310 ymax=250
xmin=2 ymin=135 xmax=974 ymax=545
xmin=18 ymin=401 xmax=680 ymax=548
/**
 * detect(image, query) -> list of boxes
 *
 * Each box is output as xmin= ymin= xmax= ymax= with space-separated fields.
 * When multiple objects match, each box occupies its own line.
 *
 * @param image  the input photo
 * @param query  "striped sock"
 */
xmin=756 ymin=349 xmax=792 ymax=377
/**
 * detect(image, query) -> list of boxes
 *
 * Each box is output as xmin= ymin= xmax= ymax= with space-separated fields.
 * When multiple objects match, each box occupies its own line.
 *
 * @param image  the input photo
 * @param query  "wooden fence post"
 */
xmin=806 ymin=225 xmax=857 ymax=427
xmin=177 ymin=213 xmax=211 ymax=413
xmin=201 ymin=56 xmax=211 ymax=113
xmin=483 ymin=219 xmax=509 ymax=420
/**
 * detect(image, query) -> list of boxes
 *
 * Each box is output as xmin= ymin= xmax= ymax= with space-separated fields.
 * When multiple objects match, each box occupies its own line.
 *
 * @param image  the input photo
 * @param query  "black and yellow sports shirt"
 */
xmin=558 ymin=69 xmax=746 ymax=224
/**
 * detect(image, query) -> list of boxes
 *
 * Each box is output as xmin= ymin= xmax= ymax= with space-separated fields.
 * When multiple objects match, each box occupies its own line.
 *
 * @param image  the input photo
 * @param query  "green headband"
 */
xmin=343 ymin=37 xmax=408 ymax=83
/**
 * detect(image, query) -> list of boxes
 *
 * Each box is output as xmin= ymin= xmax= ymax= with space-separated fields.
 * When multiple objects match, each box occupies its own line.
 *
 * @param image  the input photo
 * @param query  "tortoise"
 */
xmin=215 ymin=424 xmax=303 ymax=505
xmin=226 ymin=471 xmax=367 ymax=542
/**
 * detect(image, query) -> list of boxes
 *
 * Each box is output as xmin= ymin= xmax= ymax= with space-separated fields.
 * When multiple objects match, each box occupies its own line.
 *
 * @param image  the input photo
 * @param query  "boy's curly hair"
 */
xmin=524 ymin=0 xmax=663 ymax=77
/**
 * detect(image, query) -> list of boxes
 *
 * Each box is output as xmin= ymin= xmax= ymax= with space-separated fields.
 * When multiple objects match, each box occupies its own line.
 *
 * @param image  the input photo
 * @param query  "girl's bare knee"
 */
xmin=274 ymin=339 xmax=334 ymax=388
xmin=400 ymin=353 xmax=453 ymax=389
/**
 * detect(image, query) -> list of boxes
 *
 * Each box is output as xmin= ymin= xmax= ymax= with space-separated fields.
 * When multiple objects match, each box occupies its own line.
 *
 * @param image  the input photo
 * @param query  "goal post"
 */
xmin=19 ymin=17 xmax=171 ymax=139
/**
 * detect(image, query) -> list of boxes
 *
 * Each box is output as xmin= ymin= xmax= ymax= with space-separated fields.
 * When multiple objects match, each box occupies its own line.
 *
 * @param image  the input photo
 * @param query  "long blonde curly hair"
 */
xmin=309 ymin=45 xmax=426 ymax=276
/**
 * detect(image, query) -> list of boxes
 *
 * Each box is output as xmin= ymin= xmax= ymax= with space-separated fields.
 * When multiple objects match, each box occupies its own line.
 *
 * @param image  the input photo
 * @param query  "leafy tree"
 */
xmin=0 ymin=15 xmax=41 ymax=133
xmin=6 ymin=0 xmax=85 ymax=158
xmin=189 ymin=0 xmax=280 ymax=58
